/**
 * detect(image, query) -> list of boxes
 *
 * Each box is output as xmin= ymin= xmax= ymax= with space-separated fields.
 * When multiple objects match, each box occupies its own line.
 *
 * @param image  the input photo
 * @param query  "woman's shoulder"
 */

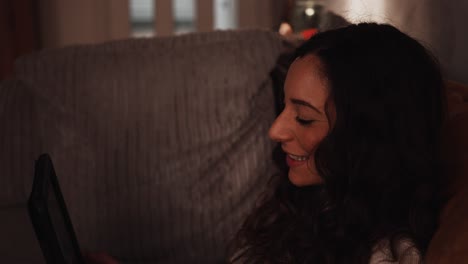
xmin=370 ymin=238 xmax=422 ymax=264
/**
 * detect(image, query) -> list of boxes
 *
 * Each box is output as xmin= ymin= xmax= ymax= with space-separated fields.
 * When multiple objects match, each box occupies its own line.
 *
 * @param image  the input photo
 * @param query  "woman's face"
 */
xmin=269 ymin=55 xmax=331 ymax=186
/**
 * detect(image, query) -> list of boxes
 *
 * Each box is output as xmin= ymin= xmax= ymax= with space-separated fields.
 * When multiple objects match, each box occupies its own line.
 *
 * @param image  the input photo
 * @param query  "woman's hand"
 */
xmin=83 ymin=252 xmax=119 ymax=264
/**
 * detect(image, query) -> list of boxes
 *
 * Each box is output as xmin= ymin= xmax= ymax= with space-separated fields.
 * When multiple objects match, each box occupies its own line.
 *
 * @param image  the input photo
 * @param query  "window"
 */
xmin=173 ymin=0 xmax=196 ymax=34
xmin=214 ymin=0 xmax=238 ymax=29
xmin=130 ymin=0 xmax=155 ymax=37
xmin=129 ymin=0 xmax=239 ymax=36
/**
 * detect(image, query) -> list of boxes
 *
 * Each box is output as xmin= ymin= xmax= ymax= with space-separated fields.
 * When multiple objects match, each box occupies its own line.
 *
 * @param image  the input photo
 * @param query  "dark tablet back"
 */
xmin=28 ymin=154 xmax=84 ymax=264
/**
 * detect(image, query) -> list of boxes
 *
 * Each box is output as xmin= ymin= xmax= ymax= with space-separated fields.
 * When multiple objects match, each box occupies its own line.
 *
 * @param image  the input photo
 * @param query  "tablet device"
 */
xmin=28 ymin=154 xmax=85 ymax=264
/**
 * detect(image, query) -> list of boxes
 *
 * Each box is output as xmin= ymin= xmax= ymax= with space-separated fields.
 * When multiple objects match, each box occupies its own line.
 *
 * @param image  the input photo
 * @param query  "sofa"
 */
xmin=0 ymin=29 xmax=467 ymax=264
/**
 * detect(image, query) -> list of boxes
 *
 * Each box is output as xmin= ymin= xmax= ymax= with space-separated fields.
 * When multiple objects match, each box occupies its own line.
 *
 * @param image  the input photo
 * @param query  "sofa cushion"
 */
xmin=0 ymin=79 xmax=41 ymax=205
xmin=10 ymin=30 xmax=282 ymax=263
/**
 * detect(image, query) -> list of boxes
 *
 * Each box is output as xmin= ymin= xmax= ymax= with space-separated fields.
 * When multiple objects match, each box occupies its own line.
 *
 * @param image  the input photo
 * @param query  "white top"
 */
xmin=370 ymin=239 xmax=421 ymax=264
xmin=231 ymin=239 xmax=422 ymax=263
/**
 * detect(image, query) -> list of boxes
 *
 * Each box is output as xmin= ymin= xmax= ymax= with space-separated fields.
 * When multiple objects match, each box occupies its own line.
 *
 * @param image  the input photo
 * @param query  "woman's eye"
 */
xmin=295 ymin=116 xmax=315 ymax=125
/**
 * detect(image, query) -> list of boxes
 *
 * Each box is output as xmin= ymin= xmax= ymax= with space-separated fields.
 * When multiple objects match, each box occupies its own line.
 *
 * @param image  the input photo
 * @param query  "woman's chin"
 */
xmin=288 ymin=170 xmax=323 ymax=187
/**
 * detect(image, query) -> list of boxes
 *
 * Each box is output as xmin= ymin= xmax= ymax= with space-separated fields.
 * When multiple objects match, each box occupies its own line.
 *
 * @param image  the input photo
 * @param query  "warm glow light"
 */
xmin=305 ymin=7 xmax=315 ymax=17
xmin=279 ymin=22 xmax=293 ymax=36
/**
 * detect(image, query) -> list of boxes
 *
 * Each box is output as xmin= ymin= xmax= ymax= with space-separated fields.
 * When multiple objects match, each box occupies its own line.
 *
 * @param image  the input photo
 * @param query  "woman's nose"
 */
xmin=268 ymin=114 xmax=293 ymax=143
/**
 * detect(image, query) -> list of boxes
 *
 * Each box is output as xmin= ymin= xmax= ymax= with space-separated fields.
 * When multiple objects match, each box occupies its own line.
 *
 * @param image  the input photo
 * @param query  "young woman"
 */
xmin=231 ymin=23 xmax=446 ymax=263
xmin=86 ymin=23 xmax=446 ymax=264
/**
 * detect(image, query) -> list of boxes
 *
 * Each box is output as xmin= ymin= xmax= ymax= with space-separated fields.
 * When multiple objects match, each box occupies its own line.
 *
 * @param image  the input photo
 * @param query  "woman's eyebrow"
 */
xmin=290 ymin=98 xmax=323 ymax=114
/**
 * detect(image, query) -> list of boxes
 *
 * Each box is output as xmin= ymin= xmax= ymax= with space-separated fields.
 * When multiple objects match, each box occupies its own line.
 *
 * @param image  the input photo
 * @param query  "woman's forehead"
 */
xmin=285 ymin=56 xmax=329 ymax=104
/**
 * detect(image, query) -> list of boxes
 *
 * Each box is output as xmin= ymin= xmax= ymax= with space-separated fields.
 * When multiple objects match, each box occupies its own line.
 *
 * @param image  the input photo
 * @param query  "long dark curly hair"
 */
xmin=231 ymin=23 xmax=447 ymax=263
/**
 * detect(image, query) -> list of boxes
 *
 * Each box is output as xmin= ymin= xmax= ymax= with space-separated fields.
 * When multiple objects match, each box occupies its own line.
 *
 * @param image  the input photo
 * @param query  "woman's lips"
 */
xmin=285 ymin=153 xmax=309 ymax=167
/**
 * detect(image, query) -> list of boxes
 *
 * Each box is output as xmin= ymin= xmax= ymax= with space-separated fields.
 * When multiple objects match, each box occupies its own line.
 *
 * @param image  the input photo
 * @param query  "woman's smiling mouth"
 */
xmin=285 ymin=152 xmax=309 ymax=167
xmin=287 ymin=153 xmax=308 ymax=161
